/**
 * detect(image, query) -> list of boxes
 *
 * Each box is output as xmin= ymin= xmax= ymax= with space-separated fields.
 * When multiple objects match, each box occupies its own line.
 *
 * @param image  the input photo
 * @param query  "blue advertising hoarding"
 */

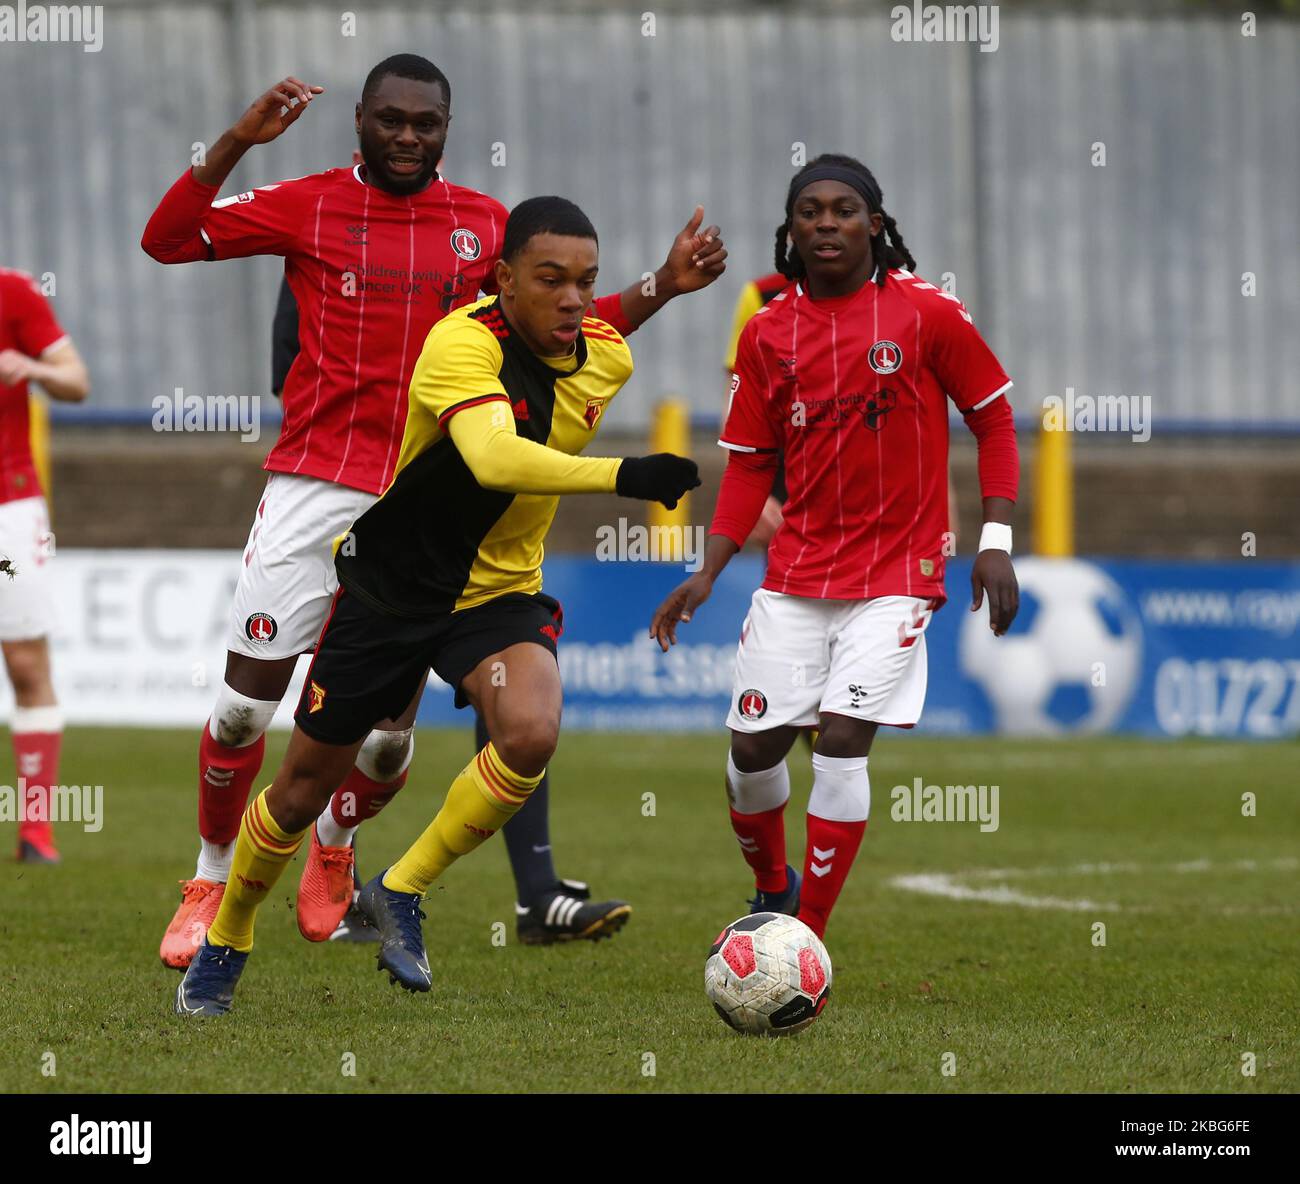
xmin=415 ymin=556 xmax=1300 ymax=739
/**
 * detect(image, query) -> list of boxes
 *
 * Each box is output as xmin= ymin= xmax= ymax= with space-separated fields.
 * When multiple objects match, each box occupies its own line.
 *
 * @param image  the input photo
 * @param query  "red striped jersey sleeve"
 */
xmin=924 ymin=288 xmax=1012 ymax=414
xmin=201 ymin=176 xmax=316 ymax=259
xmin=718 ymin=320 xmax=779 ymax=453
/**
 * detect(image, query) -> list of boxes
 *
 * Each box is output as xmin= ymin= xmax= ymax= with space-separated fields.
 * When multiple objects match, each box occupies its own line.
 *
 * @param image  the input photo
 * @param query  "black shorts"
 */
xmin=294 ymin=588 xmax=564 ymax=746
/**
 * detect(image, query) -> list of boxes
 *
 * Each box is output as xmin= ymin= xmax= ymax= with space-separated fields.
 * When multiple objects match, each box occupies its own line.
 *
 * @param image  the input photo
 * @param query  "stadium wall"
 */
xmin=42 ymin=427 xmax=1300 ymax=558
xmin=2 ymin=548 xmax=1296 ymax=739
xmin=1 ymin=5 xmax=1297 ymax=428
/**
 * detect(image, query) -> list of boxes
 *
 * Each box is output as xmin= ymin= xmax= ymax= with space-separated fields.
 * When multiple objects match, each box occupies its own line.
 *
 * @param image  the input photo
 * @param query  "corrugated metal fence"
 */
xmin=1 ymin=4 xmax=1296 ymax=427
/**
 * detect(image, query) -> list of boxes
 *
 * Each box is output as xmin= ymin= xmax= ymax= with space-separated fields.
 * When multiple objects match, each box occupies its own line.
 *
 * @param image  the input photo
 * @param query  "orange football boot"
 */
xmin=160 ymin=878 xmax=225 ymax=969
xmin=297 ymin=827 xmax=356 ymax=941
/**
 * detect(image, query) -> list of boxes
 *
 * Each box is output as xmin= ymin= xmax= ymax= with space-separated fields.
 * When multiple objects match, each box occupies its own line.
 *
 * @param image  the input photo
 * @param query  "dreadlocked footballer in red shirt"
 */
xmin=652 ymin=154 xmax=1019 ymax=943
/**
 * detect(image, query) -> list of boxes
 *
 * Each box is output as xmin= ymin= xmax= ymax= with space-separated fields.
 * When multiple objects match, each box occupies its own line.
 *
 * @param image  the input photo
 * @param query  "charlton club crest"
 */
xmin=245 ymin=613 xmax=277 ymax=645
xmin=738 ymin=688 xmax=768 ymax=720
xmin=868 ymin=339 xmax=903 ymax=375
xmin=451 ymin=227 xmax=482 ymax=261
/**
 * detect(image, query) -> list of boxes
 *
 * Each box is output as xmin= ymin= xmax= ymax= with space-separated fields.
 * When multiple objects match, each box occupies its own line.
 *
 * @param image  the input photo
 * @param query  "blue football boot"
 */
xmin=356 ymin=872 xmax=431 ymax=992
xmin=748 ymin=863 xmax=801 ymax=916
xmin=173 ymin=939 xmax=249 ymax=1017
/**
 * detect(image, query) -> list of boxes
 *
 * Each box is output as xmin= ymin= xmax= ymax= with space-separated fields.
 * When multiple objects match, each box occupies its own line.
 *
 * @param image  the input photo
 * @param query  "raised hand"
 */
xmin=662 ymin=206 xmax=727 ymax=294
xmin=229 ymin=77 xmax=325 ymax=146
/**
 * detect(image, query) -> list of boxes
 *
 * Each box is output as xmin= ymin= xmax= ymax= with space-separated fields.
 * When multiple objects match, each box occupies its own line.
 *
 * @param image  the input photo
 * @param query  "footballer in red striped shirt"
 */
xmin=0 ymin=267 xmax=91 ymax=864
xmin=721 ymin=264 xmax=1012 ymax=603
xmin=142 ymin=103 xmax=507 ymax=498
xmin=141 ymin=55 xmax=728 ymax=969
xmin=651 ymin=153 xmax=1019 ymax=941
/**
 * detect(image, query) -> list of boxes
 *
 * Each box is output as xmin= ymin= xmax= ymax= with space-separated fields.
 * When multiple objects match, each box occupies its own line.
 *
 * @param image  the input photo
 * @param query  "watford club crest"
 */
xmin=583 ymin=399 xmax=604 ymax=430
xmin=308 ymin=681 xmax=326 ymax=714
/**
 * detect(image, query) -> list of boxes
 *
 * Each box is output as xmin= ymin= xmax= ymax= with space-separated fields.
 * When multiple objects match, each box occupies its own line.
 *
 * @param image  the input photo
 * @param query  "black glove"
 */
xmin=616 ymin=453 xmax=702 ymax=509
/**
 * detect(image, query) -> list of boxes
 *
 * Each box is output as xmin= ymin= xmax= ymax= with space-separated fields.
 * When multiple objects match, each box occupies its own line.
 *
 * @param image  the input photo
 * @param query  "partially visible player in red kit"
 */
xmin=0 ymin=268 xmax=91 ymax=862
xmin=142 ymin=55 xmax=726 ymax=967
xmin=651 ymin=154 xmax=1020 ymax=939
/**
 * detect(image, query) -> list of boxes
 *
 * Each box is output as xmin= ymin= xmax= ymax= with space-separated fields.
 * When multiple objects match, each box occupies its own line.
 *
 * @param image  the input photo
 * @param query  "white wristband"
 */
xmin=978 ymin=522 xmax=1013 ymax=554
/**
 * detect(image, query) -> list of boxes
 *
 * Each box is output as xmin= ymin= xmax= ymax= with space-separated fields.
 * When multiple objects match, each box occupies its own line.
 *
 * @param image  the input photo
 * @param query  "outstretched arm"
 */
xmin=191 ymin=76 xmax=324 ymax=189
xmin=649 ymin=448 xmax=777 ymax=651
xmin=445 ymin=400 xmax=698 ymax=507
xmin=445 ymin=399 xmax=621 ymax=495
xmin=603 ymin=206 xmax=728 ymax=333
xmin=141 ymin=76 xmax=323 ymax=263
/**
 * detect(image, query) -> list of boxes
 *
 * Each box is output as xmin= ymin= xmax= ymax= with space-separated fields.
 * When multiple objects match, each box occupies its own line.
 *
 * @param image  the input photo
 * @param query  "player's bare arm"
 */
xmin=141 ymin=76 xmax=328 ymax=266
xmin=614 ymin=206 xmax=727 ymax=328
xmin=191 ymin=76 xmax=325 ymax=188
xmin=970 ymin=494 xmax=1019 ymax=636
xmin=0 ymin=340 xmax=89 ymax=401
xmin=650 ymin=533 xmax=739 ymax=651
xmin=652 ymin=369 xmax=782 ymax=648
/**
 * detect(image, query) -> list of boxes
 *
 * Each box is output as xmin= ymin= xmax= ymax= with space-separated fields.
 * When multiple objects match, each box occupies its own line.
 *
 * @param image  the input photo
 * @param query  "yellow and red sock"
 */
xmin=206 ymin=789 xmax=307 ymax=952
xmin=383 ymin=743 xmax=541 ymax=895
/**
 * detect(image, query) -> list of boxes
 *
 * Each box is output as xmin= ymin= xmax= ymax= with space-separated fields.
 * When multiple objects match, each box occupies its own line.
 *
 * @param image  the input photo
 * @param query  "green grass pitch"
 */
xmin=2 ymin=727 xmax=1296 ymax=1093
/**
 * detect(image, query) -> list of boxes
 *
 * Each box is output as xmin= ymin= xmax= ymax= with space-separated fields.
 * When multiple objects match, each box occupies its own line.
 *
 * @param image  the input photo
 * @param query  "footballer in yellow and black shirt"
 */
xmin=243 ymin=198 xmax=701 ymax=994
xmin=302 ymin=217 xmax=699 ymax=747
xmin=335 ymin=292 xmax=635 ymax=619
xmin=173 ymin=193 xmax=725 ymax=1014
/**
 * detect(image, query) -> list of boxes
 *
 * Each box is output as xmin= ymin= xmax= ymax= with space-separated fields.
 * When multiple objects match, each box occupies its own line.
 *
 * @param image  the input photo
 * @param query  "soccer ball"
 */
xmin=959 ymin=557 xmax=1143 ymax=734
xmin=705 ymin=912 xmax=832 ymax=1036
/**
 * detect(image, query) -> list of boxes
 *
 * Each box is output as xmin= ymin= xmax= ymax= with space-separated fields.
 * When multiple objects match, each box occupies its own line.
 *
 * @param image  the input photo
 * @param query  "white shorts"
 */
xmin=0 ymin=496 xmax=56 ymax=641
xmin=725 ymin=589 xmax=936 ymax=732
xmin=228 ymin=472 xmax=376 ymax=660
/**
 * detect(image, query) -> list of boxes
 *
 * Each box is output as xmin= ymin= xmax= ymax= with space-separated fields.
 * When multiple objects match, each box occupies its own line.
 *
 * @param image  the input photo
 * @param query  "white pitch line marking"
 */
xmin=889 ymin=857 xmax=1298 ymax=913
xmin=890 ymin=873 xmax=1119 ymax=912
xmin=883 ymin=747 xmax=1252 ymax=771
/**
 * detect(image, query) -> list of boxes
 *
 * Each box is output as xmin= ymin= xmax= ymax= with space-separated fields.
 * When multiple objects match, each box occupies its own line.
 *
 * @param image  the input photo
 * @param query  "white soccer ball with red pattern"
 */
xmin=705 ymin=912 xmax=832 ymax=1036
